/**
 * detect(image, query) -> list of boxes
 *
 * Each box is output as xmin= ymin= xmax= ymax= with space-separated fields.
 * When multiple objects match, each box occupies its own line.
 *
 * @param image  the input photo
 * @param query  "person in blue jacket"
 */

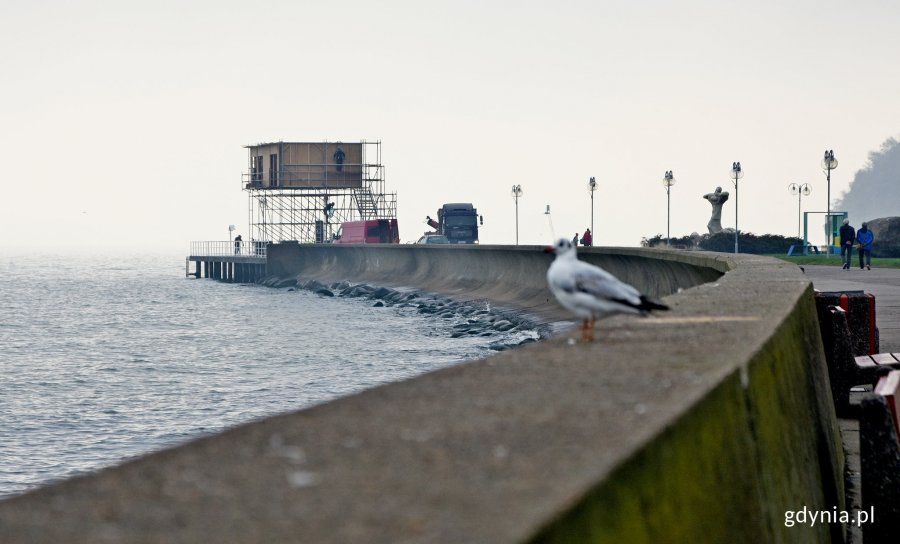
xmin=856 ymin=222 xmax=874 ymax=270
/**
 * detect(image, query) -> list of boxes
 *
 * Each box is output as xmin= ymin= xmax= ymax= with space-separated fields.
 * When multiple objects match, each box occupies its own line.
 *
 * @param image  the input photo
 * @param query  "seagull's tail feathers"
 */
xmin=638 ymin=295 xmax=669 ymax=313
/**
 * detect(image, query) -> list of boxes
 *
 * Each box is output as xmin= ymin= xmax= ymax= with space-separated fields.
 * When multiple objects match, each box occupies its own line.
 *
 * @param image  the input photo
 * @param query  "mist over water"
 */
xmin=0 ymin=251 xmax=531 ymax=498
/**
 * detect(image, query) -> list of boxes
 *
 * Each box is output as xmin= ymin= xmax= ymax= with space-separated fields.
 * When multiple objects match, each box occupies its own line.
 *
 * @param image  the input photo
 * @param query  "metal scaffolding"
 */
xmin=242 ymin=140 xmax=396 ymax=243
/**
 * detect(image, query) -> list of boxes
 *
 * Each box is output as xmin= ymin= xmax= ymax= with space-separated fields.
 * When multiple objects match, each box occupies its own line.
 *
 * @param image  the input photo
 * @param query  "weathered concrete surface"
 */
xmin=0 ymin=246 xmax=843 ymax=543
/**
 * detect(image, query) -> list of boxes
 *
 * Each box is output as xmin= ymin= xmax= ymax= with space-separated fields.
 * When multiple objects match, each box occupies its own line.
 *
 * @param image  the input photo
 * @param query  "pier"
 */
xmin=185 ymin=241 xmax=267 ymax=283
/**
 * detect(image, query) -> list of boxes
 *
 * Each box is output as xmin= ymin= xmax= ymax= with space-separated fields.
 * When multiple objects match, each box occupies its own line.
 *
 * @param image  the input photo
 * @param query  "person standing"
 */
xmin=839 ymin=218 xmax=855 ymax=270
xmin=572 ymin=233 xmax=579 ymax=246
xmin=234 ymin=234 xmax=242 ymax=255
xmin=333 ymin=144 xmax=345 ymax=172
xmin=580 ymin=228 xmax=593 ymax=247
xmin=856 ymin=222 xmax=874 ymax=270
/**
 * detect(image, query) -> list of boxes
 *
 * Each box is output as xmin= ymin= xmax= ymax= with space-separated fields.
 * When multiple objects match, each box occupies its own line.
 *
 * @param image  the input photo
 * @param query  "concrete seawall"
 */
xmin=266 ymin=243 xmax=725 ymax=322
xmin=0 ymin=245 xmax=843 ymax=543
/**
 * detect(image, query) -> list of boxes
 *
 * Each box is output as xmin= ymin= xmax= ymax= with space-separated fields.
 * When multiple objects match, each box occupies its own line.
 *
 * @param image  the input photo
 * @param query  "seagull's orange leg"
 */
xmin=580 ymin=318 xmax=595 ymax=342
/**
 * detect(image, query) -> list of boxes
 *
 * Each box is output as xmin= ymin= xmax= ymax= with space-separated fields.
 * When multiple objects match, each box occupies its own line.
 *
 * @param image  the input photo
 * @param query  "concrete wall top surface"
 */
xmin=0 ymin=245 xmax=843 ymax=544
xmin=265 ymin=243 xmax=728 ymax=323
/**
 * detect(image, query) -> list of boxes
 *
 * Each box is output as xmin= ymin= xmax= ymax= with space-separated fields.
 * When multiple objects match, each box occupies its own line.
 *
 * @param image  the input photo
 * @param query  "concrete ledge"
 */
xmin=265 ymin=243 xmax=726 ymax=322
xmin=0 ymin=246 xmax=843 ymax=543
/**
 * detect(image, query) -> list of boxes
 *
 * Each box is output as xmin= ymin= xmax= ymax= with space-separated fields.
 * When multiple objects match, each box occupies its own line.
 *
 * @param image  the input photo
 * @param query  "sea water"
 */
xmin=0 ymin=251 xmax=539 ymax=498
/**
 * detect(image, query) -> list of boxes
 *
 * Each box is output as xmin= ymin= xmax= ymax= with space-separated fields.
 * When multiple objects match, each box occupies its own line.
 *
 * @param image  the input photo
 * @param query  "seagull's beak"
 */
xmin=544 ymin=246 xmax=555 ymax=254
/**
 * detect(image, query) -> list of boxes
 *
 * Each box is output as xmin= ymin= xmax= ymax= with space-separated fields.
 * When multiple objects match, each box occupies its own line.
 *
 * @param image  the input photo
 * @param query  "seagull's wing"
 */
xmin=569 ymin=262 xmax=643 ymax=307
xmin=548 ymin=256 xmax=669 ymax=319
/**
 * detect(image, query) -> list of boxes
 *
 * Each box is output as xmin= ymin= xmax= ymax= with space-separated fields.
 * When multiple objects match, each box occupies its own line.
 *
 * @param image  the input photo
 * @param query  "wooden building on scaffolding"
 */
xmin=243 ymin=140 xmax=397 ymax=243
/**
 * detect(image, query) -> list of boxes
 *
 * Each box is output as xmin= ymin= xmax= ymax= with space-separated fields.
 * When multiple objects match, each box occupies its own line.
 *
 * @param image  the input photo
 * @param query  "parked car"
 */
xmin=416 ymin=235 xmax=450 ymax=245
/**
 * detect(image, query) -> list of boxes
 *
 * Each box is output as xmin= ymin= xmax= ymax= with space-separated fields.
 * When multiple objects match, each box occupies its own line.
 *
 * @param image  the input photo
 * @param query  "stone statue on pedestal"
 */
xmin=703 ymin=187 xmax=730 ymax=234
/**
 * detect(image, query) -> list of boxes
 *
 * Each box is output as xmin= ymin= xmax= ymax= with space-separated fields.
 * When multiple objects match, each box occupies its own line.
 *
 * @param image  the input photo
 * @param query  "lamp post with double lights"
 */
xmin=588 ymin=177 xmax=597 ymax=238
xmin=731 ymin=162 xmax=743 ymax=253
xmin=663 ymin=171 xmax=675 ymax=246
xmin=788 ymin=183 xmax=811 ymax=240
xmin=511 ymin=184 xmax=523 ymax=245
xmin=822 ymin=150 xmax=838 ymax=254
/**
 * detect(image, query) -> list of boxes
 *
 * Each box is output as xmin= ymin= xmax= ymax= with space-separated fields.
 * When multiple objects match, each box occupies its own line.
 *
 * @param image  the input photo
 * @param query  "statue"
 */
xmin=703 ymin=186 xmax=730 ymax=234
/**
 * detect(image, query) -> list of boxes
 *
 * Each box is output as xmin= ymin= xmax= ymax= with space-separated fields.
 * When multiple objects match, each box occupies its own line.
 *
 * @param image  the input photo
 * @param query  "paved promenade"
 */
xmin=801 ymin=262 xmax=900 ymax=544
xmin=801 ymin=263 xmax=900 ymax=352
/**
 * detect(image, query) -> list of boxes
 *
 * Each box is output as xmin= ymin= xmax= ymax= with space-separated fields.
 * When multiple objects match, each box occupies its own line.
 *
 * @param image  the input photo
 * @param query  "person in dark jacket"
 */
xmin=856 ymin=222 xmax=874 ymax=270
xmin=839 ymin=218 xmax=855 ymax=270
xmin=333 ymin=144 xmax=345 ymax=172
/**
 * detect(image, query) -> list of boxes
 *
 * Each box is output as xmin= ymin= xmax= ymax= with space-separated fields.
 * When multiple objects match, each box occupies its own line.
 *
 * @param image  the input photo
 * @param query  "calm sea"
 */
xmin=0 ymin=251 xmax=537 ymax=498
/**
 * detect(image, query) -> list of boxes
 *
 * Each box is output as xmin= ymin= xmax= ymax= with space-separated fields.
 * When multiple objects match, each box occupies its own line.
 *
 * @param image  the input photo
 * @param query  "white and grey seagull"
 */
xmin=545 ymin=238 xmax=669 ymax=342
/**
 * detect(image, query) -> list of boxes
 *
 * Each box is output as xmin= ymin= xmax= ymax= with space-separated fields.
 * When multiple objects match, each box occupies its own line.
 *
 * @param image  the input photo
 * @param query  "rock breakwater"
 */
xmin=261 ymin=276 xmax=550 ymax=352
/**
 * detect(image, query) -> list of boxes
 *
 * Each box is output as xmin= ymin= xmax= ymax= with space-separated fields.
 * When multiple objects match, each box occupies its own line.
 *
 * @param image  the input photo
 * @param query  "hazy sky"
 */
xmin=3 ymin=0 xmax=899 ymax=251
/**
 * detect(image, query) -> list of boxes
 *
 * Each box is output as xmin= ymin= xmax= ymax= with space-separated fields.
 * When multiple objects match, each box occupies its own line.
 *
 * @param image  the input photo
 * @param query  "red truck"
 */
xmin=333 ymin=219 xmax=400 ymax=244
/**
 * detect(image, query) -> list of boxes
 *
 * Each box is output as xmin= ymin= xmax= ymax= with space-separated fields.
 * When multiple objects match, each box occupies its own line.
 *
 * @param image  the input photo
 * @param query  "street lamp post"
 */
xmin=663 ymin=171 xmax=675 ymax=246
xmin=731 ymin=162 xmax=744 ymax=253
xmin=822 ymin=150 xmax=838 ymax=255
xmin=588 ymin=177 xmax=597 ymax=238
xmin=511 ymin=184 xmax=523 ymax=245
xmin=788 ymin=183 xmax=811 ymax=239
xmin=730 ymin=162 xmax=743 ymax=253
xmin=544 ymin=204 xmax=554 ymax=238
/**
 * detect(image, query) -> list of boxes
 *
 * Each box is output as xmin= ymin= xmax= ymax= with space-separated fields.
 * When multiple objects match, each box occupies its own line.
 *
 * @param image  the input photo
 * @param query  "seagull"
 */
xmin=545 ymin=238 xmax=669 ymax=342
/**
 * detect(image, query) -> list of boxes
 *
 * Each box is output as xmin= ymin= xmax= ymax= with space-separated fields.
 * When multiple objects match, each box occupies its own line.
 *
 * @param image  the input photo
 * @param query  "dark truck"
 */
xmin=426 ymin=203 xmax=482 ymax=244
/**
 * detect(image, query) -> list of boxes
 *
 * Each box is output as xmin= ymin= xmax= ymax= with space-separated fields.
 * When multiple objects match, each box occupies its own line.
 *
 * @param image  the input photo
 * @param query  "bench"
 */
xmin=818 ymin=306 xmax=900 ymax=416
xmin=876 ymin=371 xmax=900 ymax=439
xmin=815 ymin=292 xmax=889 ymax=416
xmin=860 ymin=370 xmax=900 ymax=541
xmin=787 ymin=244 xmax=820 ymax=256
xmin=816 ymin=291 xmax=878 ymax=355
xmin=855 ymin=353 xmax=900 ymax=373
